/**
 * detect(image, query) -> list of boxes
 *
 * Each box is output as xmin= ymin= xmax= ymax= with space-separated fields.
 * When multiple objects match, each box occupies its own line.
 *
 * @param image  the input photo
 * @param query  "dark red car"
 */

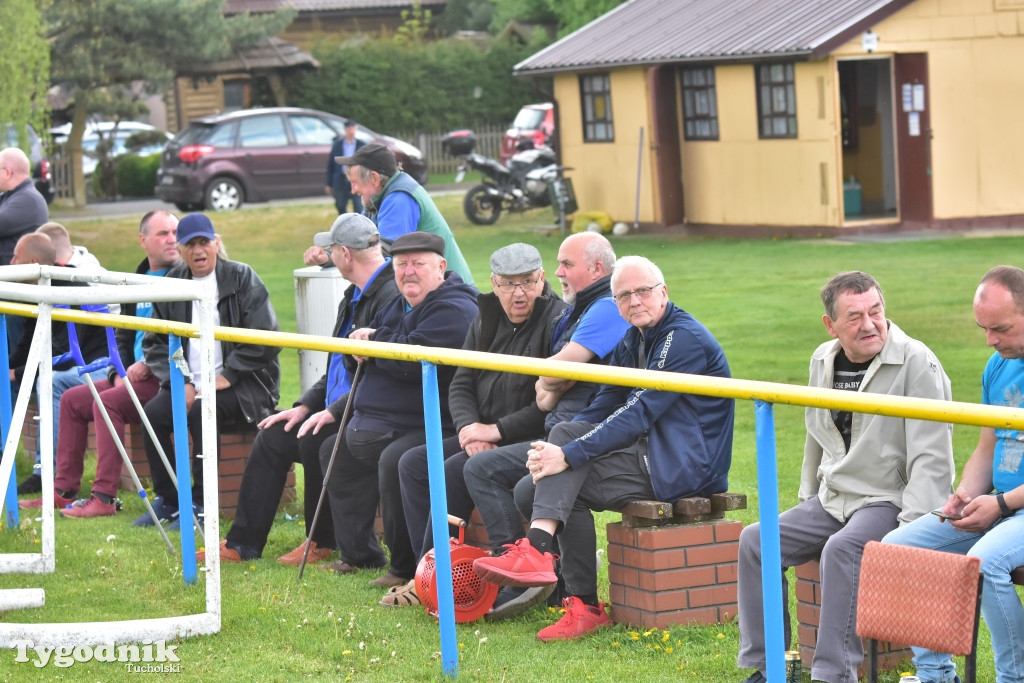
xmin=155 ymin=107 xmax=428 ymax=212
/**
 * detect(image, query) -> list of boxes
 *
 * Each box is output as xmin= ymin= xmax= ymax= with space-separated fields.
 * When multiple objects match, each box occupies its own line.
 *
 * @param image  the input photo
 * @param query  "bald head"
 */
xmin=36 ymin=223 xmax=73 ymax=264
xmin=0 ymin=147 xmax=31 ymax=192
xmin=12 ymin=233 xmax=56 ymax=267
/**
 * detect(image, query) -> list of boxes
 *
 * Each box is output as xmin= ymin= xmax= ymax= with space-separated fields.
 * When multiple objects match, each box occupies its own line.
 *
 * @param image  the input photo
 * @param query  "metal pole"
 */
xmin=755 ymin=399 xmax=786 ymax=683
xmin=634 ymin=126 xmax=644 ymax=231
xmin=423 ymin=361 xmax=457 ymax=678
xmin=169 ymin=334 xmax=197 ymax=585
xmin=1 ymin=316 xmax=17 ymax=528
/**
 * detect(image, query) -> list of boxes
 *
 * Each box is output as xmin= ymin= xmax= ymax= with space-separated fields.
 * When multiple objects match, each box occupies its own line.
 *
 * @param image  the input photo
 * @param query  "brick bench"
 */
xmin=607 ymin=492 xmax=746 ymax=628
xmin=21 ymin=406 xmax=295 ymax=519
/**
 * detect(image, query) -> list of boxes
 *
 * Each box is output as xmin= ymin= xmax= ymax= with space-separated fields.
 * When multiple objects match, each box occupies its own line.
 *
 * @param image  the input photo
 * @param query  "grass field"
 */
xmin=2 ymin=196 xmax=1022 ymax=681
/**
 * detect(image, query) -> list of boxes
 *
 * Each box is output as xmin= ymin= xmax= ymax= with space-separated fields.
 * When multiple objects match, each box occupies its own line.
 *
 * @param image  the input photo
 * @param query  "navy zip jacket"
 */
xmin=562 ymin=301 xmax=734 ymax=501
xmin=349 ymin=272 xmax=478 ymax=433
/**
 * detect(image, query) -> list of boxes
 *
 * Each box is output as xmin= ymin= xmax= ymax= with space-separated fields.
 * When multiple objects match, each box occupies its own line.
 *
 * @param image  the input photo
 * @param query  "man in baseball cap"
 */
xmin=313 ymin=212 xmax=381 ymax=251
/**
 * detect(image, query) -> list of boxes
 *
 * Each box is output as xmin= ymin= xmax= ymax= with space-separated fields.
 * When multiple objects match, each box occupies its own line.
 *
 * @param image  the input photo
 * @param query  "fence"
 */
xmin=397 ymin=122 xmax=505 ymax=177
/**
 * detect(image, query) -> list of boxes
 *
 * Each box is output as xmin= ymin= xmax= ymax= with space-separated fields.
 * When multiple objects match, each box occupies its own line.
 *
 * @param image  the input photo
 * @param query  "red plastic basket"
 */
xmin=415 ymin=517 xmax=498 ymax=623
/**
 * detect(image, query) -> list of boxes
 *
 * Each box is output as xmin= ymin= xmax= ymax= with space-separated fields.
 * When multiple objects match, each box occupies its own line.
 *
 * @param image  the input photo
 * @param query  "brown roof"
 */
xmin=225 ymin=0 xmax=446 ymax=12
xmin=514 ymin=0 xmax=914 ymax=75
xmin=179 ymin=36 xmax=320 ymax=76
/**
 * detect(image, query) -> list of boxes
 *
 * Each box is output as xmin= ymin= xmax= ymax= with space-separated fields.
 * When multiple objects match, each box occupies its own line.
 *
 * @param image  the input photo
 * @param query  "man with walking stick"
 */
xmin=200 ymin=213 xmax=398 ymax=564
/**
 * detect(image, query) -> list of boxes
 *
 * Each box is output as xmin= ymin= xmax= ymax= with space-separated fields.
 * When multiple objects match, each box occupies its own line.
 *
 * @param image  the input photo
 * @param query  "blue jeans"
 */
xmin=882 ymin=508 xmax=1024 ymax=683
xmin=33 ymin=366 xmax=108 ymax=468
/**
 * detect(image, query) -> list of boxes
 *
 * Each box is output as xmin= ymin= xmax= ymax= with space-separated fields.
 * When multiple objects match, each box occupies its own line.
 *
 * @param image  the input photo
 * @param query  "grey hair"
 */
xmin=820 ymin=271 xmax=884 ymax=320
xmin=610 ymin=255 xmax=665 ymax=292
xmin=980 ymin=265 xmax=1024 ymax=313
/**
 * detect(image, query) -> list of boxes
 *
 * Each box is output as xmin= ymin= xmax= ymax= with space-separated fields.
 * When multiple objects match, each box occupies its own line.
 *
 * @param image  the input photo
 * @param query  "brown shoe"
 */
xmin=278 ymin=540 xmax=333 ymax=567
xmin=197 ymin=540 xmax=241 ymax=564
xmin=322 ymin=559 xmax=359 ymax=574
xmin=369 ymin=571 xmax=410 ymax=588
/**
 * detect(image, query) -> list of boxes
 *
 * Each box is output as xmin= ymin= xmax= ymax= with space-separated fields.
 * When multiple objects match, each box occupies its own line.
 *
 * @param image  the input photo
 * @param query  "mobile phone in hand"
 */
xmin=931 ymin=508 xmax=963 ymax=521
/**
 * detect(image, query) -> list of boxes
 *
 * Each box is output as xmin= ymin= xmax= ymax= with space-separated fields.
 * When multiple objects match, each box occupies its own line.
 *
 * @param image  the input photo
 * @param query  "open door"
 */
xmin=893 ymin=53 xmax=932 ymax=223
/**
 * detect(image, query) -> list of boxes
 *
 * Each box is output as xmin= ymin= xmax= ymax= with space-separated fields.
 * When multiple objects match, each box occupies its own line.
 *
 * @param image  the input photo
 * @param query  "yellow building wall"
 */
xmin=682 ymin=61 xmax=841 ymax=227
xmin=831 ymin=0 xmax=1024 ymax=220
xmin=554 ymin=69 xmax=659 ymax=224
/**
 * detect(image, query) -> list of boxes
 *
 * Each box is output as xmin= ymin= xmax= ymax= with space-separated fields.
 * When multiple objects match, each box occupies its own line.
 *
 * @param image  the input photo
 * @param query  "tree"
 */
xmin=0 ymin=0 xmax=50 ymax=150
xmin=46 ymin=0 xmax=293 ymax=206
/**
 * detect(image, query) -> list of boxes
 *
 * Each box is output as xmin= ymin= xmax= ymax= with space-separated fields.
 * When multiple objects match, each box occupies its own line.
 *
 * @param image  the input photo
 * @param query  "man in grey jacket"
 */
xmin=737 ymin=271 xmax=955 ymax=683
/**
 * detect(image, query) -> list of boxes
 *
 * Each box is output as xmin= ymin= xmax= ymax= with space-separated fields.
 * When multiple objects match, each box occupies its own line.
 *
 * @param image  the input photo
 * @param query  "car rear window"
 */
xmin=239 ymin=115 xmax=288 ymax=148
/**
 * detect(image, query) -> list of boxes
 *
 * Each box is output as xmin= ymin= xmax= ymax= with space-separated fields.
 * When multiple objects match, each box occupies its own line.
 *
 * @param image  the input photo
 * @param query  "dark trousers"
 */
xmin=142 ymin=387 xmax=245 ymax=503
xmin=397 ymin=435 xmax=477 ymax=562
xmin=332 ymin=176 xmax=363 ymax=215
xmin=322 ymin=426 xmax=427 ymax=577
xmin=225 ymin=418 xmax=339 ymax=556
xmin=515 ymin=421 xmax=654 ymax=597
xmin=462 ymin=440 xmax=532 ymax=553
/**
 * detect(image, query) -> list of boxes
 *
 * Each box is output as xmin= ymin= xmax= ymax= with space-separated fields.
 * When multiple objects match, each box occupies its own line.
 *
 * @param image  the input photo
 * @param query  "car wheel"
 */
xmin=174 ymin=202 xmax=203 ymax=212
xmin=463 ymin=184 xmax=502 ymax=225
xmin=204 ymin=177 xmax=243 ymax=211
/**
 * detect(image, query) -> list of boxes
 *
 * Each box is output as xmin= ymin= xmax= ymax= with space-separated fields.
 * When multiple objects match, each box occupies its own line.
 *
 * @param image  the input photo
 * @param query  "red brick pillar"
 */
xmin=795 ymin=560 xmax=912 ymax=673
xmin=607 ymin=517 xmax=742 ymax=628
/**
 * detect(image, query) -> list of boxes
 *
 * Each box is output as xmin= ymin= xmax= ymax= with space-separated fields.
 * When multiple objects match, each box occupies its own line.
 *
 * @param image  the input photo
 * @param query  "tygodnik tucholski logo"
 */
xmin=11 ymin=639 xmax=182 ymax=671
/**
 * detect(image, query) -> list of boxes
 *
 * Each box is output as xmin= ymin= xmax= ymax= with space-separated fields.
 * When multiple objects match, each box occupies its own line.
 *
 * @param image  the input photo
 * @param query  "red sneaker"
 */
xmin=472 ymin=538 xmax=557 ymax=587
xmin=537 ymin=596 xmax=611 ymax=641
xmin=60 ymin=494 xmax=116 ymax=518
xmin=20 ymin=491 xmax=74 ymax=510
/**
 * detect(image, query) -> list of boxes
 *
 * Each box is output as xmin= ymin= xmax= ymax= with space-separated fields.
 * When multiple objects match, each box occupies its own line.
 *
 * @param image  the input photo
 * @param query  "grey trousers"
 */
xmin=515 ymin=421 xmax=655 ymax=597
xmin=736 ymin=496 xmax=900 ymax=683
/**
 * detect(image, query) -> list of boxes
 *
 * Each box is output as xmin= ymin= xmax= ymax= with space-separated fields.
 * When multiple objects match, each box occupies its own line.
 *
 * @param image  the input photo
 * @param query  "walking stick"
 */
xmin=298 ymin=361 xmax=364 ymax=580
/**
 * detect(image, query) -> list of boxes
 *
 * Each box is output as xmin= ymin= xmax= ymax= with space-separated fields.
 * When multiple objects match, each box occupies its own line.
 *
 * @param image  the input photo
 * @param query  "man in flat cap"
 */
xmin=200 ymin=213 xmax=399 ymax=564
xmin=318 ymin=231 xmax=478 ymax=588
xmin=383 ymin=243 xmax=569 ymax=606
xmin=325 ymin=119 xmax=365 ymax=215
xmin=332 ymin=143 xmax=474 ymax=284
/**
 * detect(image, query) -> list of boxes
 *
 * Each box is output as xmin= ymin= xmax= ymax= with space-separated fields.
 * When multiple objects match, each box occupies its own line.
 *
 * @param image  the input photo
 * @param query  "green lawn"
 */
xmin=2 ymin=198 xmax=1020 ymax=681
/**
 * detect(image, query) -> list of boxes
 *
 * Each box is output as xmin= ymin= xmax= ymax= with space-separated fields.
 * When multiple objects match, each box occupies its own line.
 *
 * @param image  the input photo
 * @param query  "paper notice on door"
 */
xmin=908 ymin=112 xmax=921 ymax=136
xmin=902 ymin=83 xmax=913 ymax=112
xmin=913 ymin=84 xmax=926 ymax=111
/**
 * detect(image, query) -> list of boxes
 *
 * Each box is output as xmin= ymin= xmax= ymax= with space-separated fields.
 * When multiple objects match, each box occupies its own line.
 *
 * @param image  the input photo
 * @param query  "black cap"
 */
xmin=344 ymin=119 xmax=357 ymax=127
xmin=334 ymin=143 xmax=398 ymax=177
xmin=390 ymin=231 xmax=445 ymax=258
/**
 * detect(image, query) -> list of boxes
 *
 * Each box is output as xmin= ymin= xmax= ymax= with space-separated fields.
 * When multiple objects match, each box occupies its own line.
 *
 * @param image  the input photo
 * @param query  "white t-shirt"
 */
xmin=187 ymin=271 xmax=223 ymax=388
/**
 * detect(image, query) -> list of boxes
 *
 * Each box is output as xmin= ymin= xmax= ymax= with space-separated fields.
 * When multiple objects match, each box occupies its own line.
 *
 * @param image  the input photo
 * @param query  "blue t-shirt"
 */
xmin=981 ymin=352 xmax=1024 ymax=494
xmin=133 ymin=267 xmax=168 ymax=361
xmin=375 ymin=192 xmax=419 ymax=242
xmin=569 ymin=296 xmax=630 ymax=358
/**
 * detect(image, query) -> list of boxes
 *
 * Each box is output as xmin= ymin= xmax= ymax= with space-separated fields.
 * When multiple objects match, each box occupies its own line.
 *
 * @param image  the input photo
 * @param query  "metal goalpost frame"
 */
xmin=0 ymin=264 xmax=222 ymax=647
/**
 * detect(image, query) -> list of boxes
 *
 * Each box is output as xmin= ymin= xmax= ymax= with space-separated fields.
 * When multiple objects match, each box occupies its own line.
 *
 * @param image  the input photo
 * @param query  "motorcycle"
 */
xmin=442 ymin=129 xmax=570 ymax=225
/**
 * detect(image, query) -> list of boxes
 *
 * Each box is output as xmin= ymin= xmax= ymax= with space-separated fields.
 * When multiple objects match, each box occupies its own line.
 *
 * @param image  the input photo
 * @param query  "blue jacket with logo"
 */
xmin=562 ymin=302 xmax=734 ymax=501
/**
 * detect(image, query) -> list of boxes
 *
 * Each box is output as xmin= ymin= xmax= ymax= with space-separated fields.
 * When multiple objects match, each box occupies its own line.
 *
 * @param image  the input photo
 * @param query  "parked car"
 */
xmin=155 ymin=107 xmax=428 ymax=212
xmin=500 ymin=102 xmax=555 ymax=164
xmin=1 ymin=123 xmax=53 ymax=204
xmin=50 ymin=121 xmax=172 ymax=177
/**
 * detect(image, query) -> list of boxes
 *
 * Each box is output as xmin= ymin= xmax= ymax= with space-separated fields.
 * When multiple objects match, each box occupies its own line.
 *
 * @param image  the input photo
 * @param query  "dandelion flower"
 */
xmin=106 ymin=534 xmax=116 ymax=542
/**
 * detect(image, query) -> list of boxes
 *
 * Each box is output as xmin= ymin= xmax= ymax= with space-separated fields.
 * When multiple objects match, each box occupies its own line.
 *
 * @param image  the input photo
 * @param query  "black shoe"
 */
xmin=17 ymin=473 xmax=42 ymax=495
xmin=485 ymin=584 xmax=556 ymax=622
xmin=740 ymin=672 xmax=766 ymax=683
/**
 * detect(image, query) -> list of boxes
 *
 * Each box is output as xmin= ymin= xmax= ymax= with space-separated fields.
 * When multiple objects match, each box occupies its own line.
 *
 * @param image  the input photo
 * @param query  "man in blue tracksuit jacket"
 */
xmin=473 ymin=254 xmax=734 ymax=642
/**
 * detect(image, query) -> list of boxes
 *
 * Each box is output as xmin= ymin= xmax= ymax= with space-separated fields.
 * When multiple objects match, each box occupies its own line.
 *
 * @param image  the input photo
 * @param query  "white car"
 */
xmin=50 ymin=121 xmax=172 ymax=176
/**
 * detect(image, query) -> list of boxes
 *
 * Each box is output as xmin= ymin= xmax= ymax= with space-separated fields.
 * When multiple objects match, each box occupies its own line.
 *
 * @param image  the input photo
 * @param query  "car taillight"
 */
xmin=179 ymin=144 xmax=215 ymax=164
xmin=39 ymin=159 xmax=50 ymax=181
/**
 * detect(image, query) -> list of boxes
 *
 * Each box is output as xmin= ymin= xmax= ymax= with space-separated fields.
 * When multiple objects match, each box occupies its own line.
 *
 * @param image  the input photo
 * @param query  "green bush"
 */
xmin=291 ymin=36 xmax=552 ymax=134
xmin=115 ymin=152 xmax=161 ymax=197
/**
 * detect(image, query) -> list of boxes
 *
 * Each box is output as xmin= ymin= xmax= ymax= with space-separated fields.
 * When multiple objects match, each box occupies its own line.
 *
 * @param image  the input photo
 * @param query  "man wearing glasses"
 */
xmin=473 ymin=255 xmax=735 ymax=641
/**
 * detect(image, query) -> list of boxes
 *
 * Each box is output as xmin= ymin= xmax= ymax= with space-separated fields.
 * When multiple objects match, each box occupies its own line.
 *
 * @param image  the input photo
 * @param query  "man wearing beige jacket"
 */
xmin=736 ymin=271 xmax=955 ymax=683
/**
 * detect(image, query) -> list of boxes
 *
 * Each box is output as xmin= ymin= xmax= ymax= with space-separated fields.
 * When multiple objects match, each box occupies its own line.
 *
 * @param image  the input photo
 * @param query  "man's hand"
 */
xmin=303 ymin=245 xmax=329 ymax=267
xmin=324 ymin=186 xmax=332 ymax=196
xmin=349 ymin=329 xmax=375 ymax=363
xmin=125 ymin=360 xmax=150 ymax=384
xmin=258 ymin=404 xmax=311 ymax=432
xmin=296 ymin=409 xmax=336 ymax=439
xmin=459 ymin=423 xmax=500 ymax=449
xmin=527 ymin=440 xmax=569 ymax=483
xmin=464 ymin=440 xmax=497 ymax=457
xmin=184 ymin=382 xmax=197 ymax=411
xmin=951 ymin=493 xmax=1002 ymax=533
xmin=215 ymin=374 xmax=231 ymax=391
